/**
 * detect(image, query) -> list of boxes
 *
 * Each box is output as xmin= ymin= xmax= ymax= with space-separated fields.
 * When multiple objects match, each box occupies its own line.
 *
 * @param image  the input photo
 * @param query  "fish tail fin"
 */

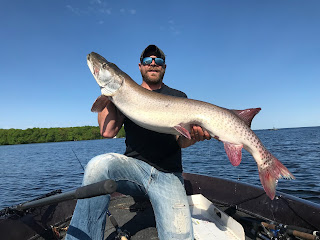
xmin=258 ymin=153 xmax=295 ymax=200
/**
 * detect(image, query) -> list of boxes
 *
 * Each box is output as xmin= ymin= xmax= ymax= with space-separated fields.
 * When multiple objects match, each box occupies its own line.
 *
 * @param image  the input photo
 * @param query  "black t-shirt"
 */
xmin=124 ymin=84 xmax=187 ymax=173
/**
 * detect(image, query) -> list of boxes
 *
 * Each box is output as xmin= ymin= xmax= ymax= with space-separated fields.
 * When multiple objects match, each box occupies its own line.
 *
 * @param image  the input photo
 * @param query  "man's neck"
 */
xmin=141 ymin=81 xmax=164 ymax=91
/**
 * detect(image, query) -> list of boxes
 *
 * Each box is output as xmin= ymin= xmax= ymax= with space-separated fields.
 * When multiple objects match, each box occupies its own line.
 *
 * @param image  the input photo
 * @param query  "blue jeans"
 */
xmin=65 ymin=153 xmax=193 ymax=240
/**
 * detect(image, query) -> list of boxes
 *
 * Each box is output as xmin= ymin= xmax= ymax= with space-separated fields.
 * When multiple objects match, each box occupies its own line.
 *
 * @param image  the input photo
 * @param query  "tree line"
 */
xmin=0 ymin=126 xmax=126 ymax=145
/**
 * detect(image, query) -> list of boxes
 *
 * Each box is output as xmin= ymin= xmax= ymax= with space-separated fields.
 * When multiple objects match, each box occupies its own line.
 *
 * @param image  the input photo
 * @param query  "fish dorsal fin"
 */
xmin=91 ymin=95 xmax=110 ymax=112
xmin=223 ymin=142 xmax=243 ymax=166
xmin=231 ymin=108 xmax=261 ymax=128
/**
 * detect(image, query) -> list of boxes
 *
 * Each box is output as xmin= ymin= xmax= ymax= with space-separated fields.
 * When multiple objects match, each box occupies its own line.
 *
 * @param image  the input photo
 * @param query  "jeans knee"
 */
xmin=83 ymin=153 xmax=117 ymax=185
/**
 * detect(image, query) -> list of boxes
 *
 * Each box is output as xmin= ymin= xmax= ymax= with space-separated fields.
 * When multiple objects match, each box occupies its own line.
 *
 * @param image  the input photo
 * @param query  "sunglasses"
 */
xmin=141 ymin=57 xmax=165 ymax=66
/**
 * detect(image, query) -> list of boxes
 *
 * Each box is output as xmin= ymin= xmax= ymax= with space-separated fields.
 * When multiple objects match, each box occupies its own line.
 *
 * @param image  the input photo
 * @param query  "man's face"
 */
xmin=139 ymin=55 xmax=166 ymax=85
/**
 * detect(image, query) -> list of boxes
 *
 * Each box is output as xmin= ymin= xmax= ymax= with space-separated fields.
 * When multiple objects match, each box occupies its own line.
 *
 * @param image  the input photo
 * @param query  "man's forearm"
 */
xmin=98 ymin=102 xmax=124 ymax=138
xmin=177 ymin=136 xmax=196 ymax=148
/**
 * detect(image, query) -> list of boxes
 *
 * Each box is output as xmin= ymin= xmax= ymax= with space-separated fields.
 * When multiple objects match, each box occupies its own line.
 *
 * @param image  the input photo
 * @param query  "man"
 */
xmin=66 ymin=45 xmax=210 ymax=240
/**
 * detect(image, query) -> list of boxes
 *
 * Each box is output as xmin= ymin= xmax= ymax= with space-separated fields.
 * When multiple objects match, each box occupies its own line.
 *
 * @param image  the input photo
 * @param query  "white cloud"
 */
xmin=90 ymin=0 xmax=103 ymax=5
xmin=66 ymin=5 xmax=81 ymax=15
xmin=100 ymin=8 xmax=111 ymax=15
xmin=167 ymin=19 xmax=181 ymax=35
xmin=66 ymin=2 xmax=110 ymax=16
xmin=66 ymin=3 xmax=136 ymax=21
xmin=120 ymin=8 xmax=136 ymax=15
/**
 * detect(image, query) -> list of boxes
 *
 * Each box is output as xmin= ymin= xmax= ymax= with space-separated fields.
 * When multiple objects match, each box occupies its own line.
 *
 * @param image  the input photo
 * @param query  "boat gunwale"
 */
xmin=1 ymin=173 xmax=319 ymax=240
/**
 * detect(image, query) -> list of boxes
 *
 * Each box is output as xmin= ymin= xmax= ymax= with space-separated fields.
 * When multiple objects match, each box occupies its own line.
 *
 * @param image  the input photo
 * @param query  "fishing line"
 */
xmin=70 ymin=149 xmax=129 ymax=239
xmin=71 ymin=149 xmax=85 ymax=171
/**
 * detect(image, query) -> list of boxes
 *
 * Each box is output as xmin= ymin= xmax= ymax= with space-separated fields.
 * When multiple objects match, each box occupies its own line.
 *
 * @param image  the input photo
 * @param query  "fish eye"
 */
xmin=102 ymin=63 xmax=107 ymax=69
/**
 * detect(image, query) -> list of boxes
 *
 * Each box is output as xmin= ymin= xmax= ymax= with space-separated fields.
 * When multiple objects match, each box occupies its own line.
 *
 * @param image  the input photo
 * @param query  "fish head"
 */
xmin=87 ymin=52 xmax=124 ymax=96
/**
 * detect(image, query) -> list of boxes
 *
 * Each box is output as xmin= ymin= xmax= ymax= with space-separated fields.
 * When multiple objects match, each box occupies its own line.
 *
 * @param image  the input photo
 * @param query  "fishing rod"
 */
xmin=261 ymin=221 xmax=319 ymax=240
xmin=0 ymin=179 xmax=117 ymax=221
xmin=242 ymin=217 xmax=319 ymax=240
xmin=13 ymin=180 xmax=117 ymax=211
xmin=107 ymin=211 xmax=130 ymax=240
xmin=71 ymin=148 xmax=84 ymax=171
xmin=71 ymin=149 xmax=130 ymax=240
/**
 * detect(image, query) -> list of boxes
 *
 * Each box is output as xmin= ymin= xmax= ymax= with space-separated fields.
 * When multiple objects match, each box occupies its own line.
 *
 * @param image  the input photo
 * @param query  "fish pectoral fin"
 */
xmin=223 ymin=142 xmax=243 ymax=166
xmin=231 ymin=108 xmax=261 ymax=128
xmin=91 ymin=95 xmax=110 ymax=112
xmin=174 ymin=125 xmax=191 ymax=139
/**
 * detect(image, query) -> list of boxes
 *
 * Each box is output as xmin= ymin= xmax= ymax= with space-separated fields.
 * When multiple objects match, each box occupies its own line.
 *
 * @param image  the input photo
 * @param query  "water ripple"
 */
xmin=0 ymin=127 xmax=319 ymax=209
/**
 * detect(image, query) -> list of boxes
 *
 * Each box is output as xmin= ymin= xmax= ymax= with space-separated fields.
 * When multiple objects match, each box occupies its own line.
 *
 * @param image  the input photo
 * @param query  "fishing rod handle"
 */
xmin=262 ymin=222 xmax=317 ymax=240
xmin=75 ymin=179 xmax=117 ymax=199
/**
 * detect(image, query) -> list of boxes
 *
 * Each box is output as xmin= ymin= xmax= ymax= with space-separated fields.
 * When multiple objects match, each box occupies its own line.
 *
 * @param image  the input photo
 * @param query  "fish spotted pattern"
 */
xmin=87 ymin=52 xmax=295 ymax=200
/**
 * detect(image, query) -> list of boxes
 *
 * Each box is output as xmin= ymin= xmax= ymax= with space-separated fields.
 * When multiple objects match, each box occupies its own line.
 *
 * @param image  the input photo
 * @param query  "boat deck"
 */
xmin=104 ymin=195 xmax=158 ymax=240
xmin=59 ymin=195 xmax=158 ymax=240
xmin=3 ymin=173 xmax=319 ymax=240
xmin=61 ymin=194 xmax=253 ymax=240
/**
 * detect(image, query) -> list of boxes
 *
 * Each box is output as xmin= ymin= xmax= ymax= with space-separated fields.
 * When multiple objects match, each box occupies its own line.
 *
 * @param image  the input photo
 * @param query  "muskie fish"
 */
xmin=87 ymin=52 xmax=295 ymax=200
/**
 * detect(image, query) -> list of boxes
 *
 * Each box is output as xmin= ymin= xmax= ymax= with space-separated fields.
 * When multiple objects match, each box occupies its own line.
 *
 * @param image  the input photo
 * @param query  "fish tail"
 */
xmin=258 ymin=152 xmax=295 ymax=200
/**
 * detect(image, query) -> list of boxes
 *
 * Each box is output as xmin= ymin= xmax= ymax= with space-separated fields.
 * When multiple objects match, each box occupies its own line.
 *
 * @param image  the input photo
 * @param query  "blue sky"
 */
xmin=1 ymin=0 xmax=319 ymax=130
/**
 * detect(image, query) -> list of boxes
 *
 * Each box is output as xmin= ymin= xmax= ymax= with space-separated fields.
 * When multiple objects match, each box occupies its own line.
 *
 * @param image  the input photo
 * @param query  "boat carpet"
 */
xmin=104 ymin=195 xmax=158 ymax=240
xmin=60 ymin=194 xmax=256 ymax=240
xmin=60 ymin=195 xmax=158 ymax=240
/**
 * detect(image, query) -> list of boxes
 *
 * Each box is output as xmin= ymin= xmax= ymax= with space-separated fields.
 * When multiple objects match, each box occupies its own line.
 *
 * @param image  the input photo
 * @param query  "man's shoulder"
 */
xmin=158 ymin=85 xmax=188 ymax=98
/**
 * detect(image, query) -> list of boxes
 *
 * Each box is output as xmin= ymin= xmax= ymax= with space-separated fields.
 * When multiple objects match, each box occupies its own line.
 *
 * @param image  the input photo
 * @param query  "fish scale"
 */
xmin=87 ymin=52 xmax=295 ymax=200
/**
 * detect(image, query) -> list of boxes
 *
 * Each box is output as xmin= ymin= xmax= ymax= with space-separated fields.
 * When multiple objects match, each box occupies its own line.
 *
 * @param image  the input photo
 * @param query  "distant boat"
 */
xmin=269 ymin=127 xmax=278 ymax=131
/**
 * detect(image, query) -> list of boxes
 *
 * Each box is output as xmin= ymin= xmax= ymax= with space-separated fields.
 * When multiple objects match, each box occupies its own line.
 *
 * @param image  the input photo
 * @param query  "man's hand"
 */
xmin=190 ymin=125 xmax=211 ymax=142
xmin=177 ymin=125 xmax=211 ymax=148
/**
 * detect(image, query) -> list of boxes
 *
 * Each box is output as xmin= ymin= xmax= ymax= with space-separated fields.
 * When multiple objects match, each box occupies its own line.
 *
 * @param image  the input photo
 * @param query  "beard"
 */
xmin=141 ymin=68 xmax=165 ymax=85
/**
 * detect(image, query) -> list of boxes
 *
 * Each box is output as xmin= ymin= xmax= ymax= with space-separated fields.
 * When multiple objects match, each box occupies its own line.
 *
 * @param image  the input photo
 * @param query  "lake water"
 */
xmin=0 ymin=127 xmax=319 ymax=209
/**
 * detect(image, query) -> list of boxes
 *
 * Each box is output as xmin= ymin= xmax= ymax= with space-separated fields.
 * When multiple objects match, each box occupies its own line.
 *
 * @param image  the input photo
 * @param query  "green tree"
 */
xmin=0 ymin=126 xmax=119 ymax=145
xmin=116 ymin=126 xmax=126 ymax=138
xmin=0 ymin=129 xmax=8 ymax=145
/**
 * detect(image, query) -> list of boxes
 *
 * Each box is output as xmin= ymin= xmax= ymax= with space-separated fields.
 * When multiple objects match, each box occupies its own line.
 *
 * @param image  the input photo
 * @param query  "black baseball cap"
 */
xmin=140 ymin=45 xmax=166 ymax=62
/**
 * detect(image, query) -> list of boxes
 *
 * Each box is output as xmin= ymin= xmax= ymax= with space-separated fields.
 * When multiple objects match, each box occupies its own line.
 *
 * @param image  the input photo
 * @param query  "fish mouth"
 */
xmin=93 ymin=66 xmax=100 ymax=77
xmin=87 ymin=53 xmax=104 ymax=78
xmin=87 ymin=59 xmax=100 ymax=78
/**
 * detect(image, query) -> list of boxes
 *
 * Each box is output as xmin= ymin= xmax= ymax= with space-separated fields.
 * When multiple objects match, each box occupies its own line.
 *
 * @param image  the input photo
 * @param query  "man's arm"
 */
xmin=98 ymin=101 xmax=125 ymax=138
xmin=177 ymin=125 xmax=211 ymax=148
